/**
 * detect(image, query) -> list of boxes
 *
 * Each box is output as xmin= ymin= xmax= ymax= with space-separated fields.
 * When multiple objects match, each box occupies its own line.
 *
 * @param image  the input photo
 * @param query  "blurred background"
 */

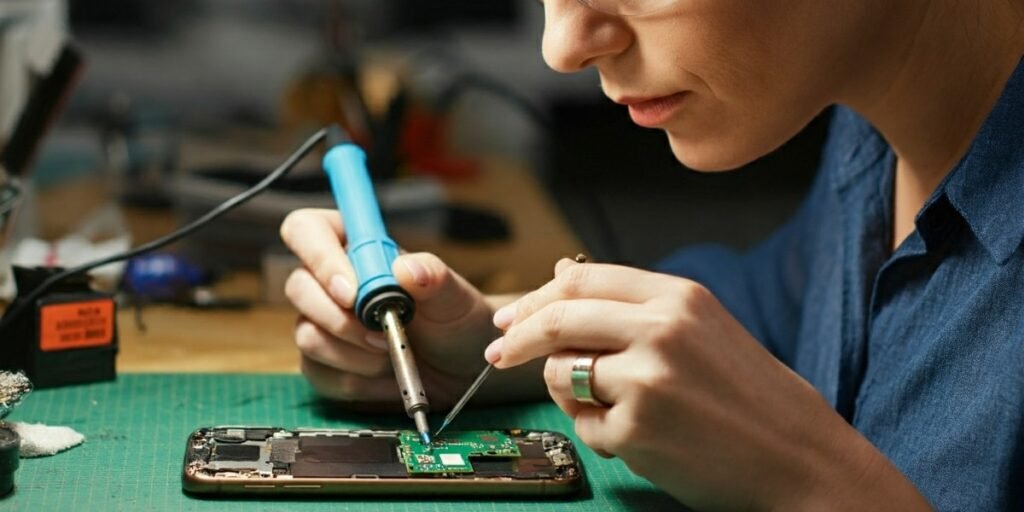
xmin=0 ymin=0 xmax=826 ymax=371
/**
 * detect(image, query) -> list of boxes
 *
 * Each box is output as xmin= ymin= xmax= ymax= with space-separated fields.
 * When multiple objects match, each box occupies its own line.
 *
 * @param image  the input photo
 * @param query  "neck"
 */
xmin=841 ymin=0 xmax=1024 ymax=248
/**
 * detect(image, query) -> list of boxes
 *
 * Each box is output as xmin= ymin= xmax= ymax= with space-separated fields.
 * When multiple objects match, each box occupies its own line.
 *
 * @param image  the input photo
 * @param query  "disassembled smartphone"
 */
xmin=182 ymin=426 xmax=584 ymax=497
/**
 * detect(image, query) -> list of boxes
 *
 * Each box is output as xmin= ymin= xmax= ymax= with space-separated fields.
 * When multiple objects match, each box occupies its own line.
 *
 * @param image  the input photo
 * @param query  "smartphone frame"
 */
xmin=182 ymin=426 xmax=585 ymax=497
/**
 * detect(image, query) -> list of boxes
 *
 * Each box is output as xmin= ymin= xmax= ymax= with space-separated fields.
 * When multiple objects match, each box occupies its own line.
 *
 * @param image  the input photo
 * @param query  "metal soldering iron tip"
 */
xmin=413 ymin=410 xmax=432 ymax=445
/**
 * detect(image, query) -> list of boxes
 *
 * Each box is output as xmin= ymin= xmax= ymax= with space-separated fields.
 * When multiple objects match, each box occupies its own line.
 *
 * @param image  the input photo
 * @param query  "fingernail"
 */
xmin=484 ymin=337 xmax=504 ymax=364
xmin=365 ymin=333 xmax=389 ymax=351
xmin=330 ymin=275 xmax=355 ymax=306
xmin=401 ymin=257 xmax=430 ymax=287
xmin=493 ymin=303 xmax=517 ymax=330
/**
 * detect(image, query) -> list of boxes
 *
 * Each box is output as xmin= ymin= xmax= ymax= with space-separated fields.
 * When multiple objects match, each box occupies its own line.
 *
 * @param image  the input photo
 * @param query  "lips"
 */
xmin=618 ymin=92 xmax=688 ymax=128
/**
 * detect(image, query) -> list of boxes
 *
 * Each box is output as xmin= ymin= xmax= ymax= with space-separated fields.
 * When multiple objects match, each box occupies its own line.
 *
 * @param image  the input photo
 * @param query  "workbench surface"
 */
xmin=4 ymin=374 xmax=680 ymax=511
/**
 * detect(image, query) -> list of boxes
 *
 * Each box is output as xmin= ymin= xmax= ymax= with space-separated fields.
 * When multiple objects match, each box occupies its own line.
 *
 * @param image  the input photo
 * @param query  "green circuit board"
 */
xmin=399 ymin=430 xmax=521 ymax=474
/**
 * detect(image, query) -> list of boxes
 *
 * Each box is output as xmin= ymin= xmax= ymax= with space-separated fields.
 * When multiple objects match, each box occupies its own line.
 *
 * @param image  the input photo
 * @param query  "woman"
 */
xmin=280 ymin=0 xmax=1024 ymax=508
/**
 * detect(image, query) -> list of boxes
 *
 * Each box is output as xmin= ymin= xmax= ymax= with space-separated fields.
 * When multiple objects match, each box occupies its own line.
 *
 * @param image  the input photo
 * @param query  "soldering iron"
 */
xmin=322 ymin=126 xmax=432 ymax=446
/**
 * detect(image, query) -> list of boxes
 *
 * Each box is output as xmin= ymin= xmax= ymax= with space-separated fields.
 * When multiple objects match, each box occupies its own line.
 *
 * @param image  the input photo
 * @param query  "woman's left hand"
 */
xmin=484 ymin=259 xmax=930 ymax=511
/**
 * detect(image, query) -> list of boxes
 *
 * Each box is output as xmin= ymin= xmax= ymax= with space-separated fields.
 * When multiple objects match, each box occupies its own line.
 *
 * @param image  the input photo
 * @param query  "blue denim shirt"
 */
xmin=658 ymin=60 xmax=1024 ymax=510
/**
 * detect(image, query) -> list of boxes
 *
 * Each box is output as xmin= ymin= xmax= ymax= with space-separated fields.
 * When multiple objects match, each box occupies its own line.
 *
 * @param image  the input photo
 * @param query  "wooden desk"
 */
xmin=28 ymin=156 xmax=583 ymax=373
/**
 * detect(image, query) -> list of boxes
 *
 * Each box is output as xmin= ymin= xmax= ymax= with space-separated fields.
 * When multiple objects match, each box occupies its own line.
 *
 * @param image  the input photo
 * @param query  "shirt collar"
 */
xmin=823 ymin=59 xmax=1024 ymax=264
xmin=822 ymin=106 xmax=890 ymax=195
xmin=944 ymin=59 xmax=1024 ymax=264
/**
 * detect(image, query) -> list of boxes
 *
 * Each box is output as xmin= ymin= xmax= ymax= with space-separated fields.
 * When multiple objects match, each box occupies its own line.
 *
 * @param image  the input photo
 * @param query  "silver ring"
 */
xmin=571 ymin=353 xmax=608 ymax=406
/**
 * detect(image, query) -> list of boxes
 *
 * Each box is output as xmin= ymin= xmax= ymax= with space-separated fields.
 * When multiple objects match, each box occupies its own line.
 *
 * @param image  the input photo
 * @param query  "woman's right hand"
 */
xmin=279 ymin=208 xmax=542 ymax=409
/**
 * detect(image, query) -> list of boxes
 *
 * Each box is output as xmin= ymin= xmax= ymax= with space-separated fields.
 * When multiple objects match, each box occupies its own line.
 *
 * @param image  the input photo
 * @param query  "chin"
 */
xmin=664 ymin=132 xmax=761 ymax=172
xmin=664 ymin=110 xmax=811 ymax=172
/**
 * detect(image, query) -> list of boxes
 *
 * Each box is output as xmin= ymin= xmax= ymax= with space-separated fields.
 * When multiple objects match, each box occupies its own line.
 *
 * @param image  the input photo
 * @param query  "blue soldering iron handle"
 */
xmin=322 ymin=128 xmax=413 ymax=330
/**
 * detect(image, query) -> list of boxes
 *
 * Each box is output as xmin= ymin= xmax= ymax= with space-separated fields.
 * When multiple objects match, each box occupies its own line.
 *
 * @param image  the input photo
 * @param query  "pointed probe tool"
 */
xmin=322 ymin=125 xmax=432 ymax=445
xmin=434 ymin=363 xmax=493 ymax=437
xmin=436 ymin=254 xmax=588 ymax=436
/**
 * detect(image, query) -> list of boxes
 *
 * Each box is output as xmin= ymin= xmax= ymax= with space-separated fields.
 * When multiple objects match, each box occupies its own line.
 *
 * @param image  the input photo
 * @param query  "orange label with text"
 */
xmin=39 ymin=299 xmax=115 ymax=352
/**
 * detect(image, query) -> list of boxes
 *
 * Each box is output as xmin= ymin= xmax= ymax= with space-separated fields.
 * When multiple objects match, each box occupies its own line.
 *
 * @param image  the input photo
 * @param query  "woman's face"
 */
xmin=541 ymin=0 xmax=888 ymax=171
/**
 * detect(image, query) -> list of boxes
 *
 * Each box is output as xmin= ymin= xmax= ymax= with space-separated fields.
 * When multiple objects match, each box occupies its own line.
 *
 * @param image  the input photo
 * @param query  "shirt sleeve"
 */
xmin=654 ymin=169 xmax=829 ymax=365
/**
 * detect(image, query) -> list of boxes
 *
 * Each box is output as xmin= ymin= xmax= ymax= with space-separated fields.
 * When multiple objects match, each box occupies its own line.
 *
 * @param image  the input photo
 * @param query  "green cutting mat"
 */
xmin=3 ymin=374 xmax=681 ymax=511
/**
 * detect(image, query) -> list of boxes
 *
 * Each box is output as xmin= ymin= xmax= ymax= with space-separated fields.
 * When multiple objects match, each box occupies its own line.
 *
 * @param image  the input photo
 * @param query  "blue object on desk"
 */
xmin=123 ymin=253 xmax=205 ymax=300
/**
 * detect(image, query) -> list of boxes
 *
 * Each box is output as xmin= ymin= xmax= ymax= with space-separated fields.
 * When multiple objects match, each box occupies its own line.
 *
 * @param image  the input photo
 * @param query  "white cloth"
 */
xmin=9 ymin=421 xmax=85 ymax=457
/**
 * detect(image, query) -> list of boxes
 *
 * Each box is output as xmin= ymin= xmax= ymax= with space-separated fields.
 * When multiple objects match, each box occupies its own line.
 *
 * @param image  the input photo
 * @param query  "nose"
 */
xmin=542 ymin=0 xmax=632 ymax=74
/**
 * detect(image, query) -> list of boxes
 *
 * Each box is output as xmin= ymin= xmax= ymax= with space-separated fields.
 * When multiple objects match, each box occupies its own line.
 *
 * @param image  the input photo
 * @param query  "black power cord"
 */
xmin=0 ymin=128 xmax=328 ymax=334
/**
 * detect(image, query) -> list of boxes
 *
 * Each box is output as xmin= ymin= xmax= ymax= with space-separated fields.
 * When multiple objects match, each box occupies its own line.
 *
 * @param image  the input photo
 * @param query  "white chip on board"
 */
xmin=439 ymin=453 xmax=465 ymax=466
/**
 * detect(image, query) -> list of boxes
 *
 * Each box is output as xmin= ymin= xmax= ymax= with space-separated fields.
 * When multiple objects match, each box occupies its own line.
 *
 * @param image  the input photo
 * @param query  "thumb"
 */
xmin=392 ymin=252 xmax=482 ymax=324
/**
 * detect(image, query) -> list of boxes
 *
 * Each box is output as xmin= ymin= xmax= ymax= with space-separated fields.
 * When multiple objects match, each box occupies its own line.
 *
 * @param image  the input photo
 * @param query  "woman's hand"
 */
xmin=280 ymin=208 xmax=545 ymax=409
xmin=485 ymin=259 xmax=930 ymax=510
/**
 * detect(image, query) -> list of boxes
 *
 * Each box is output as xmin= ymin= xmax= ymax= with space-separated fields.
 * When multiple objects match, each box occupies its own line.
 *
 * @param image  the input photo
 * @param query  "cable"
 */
xmin=0 ymin=128 xmax=327 ymax=333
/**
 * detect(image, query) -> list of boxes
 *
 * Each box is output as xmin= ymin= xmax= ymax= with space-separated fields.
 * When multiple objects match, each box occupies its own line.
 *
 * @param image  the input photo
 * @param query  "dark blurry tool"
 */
xmin=0 ymin=371 xmax=32 ymax=498
xmin=0 ymin=40 xmax=84 ymax=274
xmin=0 ymin=425 xmax=17 ymax=498
xmin=0 ymin=180 xmax=19 ymax=252
xmin=322 ymin=125 xmax=432 ymax=446
xmin=1 ymin=43 xmax=84 ymax=180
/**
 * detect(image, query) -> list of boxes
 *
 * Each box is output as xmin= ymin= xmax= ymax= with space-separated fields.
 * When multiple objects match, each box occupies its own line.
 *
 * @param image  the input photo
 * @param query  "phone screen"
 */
xmin=182 ymin=426 xmax=584 ymax=497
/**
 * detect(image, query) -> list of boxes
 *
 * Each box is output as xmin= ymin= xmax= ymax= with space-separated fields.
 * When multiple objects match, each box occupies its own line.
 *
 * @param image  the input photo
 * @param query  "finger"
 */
xmin=543 ymin=352 xmax=588 ymax=419
xmin=574 ymin=406 xmax=613 ymax=456
xmin=544 ymin=351 xmax=625 ymax=412
xmin=295 ymin=318 xmax=392 ymax=378
xmin=553 ymin=257 xmax=579 ymax=276
xmin=391 ymin=252 xmax=482 ymax=324
xmin=301 ymin=356 xmax=400 ymax=402
xmin=489 ymin=299 xmax=645 ymax=368
xmin=280 ymin=208 xmax=357 ymax=307
xmin=284 ymin=268 xmax=385 ymax=354
xmin=496 ymin=261 xmax=669 ymax=331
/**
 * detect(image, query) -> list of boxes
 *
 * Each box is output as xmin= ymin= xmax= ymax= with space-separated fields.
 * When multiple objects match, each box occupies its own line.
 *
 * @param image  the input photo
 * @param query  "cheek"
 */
xmin=654 ymin=15 xmax=831 ymax=170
